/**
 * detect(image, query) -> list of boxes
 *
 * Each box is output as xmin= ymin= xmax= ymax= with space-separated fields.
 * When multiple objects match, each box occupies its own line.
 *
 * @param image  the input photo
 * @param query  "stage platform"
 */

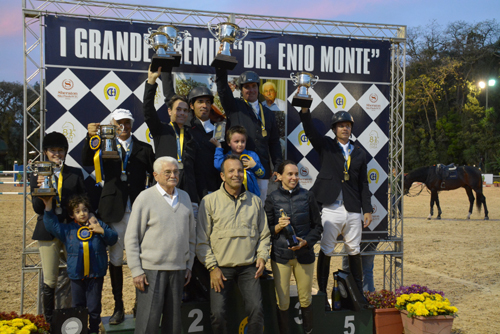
xmin=102 ymin=278 xmax=373 ymax=334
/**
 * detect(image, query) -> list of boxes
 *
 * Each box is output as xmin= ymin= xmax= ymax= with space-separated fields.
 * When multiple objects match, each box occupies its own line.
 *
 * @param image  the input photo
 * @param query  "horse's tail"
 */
xmin=463 ymin=166 xmax=483 ymax=212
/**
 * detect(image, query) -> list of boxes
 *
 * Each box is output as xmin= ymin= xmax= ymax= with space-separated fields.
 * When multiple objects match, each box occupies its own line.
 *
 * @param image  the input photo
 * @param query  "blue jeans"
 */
xmin=71 ymin=277 xmax=104 ymax=333
xmin=210 ymin=264 xmax=264 ymax=334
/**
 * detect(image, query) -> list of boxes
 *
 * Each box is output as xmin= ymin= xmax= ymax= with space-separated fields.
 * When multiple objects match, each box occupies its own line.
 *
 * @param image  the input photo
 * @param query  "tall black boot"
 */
xmin=316 ymin=250 xmax=332 ymax=311
xmin=276 ymin=306 xmax=290 ymax=334
xmin=108 ymin=263 xmax=125 ymax=325
xmin=42 ymin=283 xmax=55 ymax=324
xmin=301 ymin=305 xmax=314 ymax=334
xmin=348 ymin=254 xmax=367 ymax=301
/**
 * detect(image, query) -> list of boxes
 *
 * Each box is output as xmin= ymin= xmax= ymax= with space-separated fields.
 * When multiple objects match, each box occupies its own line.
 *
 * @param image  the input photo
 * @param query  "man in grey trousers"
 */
xmin=125 ymin=156 xmax=196 ymax=334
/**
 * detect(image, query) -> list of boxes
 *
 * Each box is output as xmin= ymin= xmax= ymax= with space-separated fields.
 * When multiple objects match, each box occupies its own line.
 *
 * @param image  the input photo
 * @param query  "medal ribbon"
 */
xmin=338 ymin=142 xmax=352 ymax=177
xmin=76 ymin=224 xmax=97 ymax=277
xmin=245 ymin=100 xmax=266 ymax=134
xmin=52 ymin=164 xmax=64 ymax=210
xmin=240 ymin=154 xmax=251 ymax=191
xmin=117 ymin=140 xmax=133 ymax=179
xmin=90 ymin=135 xmax=104 ymax=183
xmin=170 ymin=122 xmax=184 ymax=163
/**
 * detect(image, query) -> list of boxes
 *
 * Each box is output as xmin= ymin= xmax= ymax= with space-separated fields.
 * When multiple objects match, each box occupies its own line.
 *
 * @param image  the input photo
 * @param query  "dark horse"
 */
xmin=404 ymin=165 xmax=489 ymax=220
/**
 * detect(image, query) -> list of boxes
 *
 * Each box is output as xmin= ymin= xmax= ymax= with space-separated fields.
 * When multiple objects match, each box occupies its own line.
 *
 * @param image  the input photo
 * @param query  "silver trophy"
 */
xmin=208 ymin=22 xmax=248 ymax=70
xmin=145 ymin=25 xmax=190 ymax=71
xmin=99 ymin=124 xmax=123 ymax=159
xmin=290 ymin=72 xmax=319 ymax=108
xmin=31 ymin=161 xmax=57 ymax=197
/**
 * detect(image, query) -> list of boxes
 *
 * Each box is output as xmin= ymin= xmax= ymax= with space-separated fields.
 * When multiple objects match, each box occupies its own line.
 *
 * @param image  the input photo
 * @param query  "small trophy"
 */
xmin=213 ymin=121 xmax=227 ymax=142
xmin=208 ymin=22 xmax=248 ymax=70
xmin=145 ymin=25 xmax=190 ymax=72
xmin=290 ymin=72 xmax=319 ymax=108
xmin=31 ymin=161 xmax=57 ymax=197
xmin=98 ymin=124 xmax=123 ymax=159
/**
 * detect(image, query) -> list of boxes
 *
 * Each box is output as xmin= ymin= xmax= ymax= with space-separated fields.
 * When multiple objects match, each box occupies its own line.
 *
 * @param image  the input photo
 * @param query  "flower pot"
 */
xmin=400 ymin=310 xmax=454 ymax=334
xmin=374 ymin=308 xmax=403 ymax=334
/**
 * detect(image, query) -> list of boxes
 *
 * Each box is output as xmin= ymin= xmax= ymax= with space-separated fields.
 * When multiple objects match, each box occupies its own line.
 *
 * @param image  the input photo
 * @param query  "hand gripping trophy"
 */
xmin=290 ymin=72 xmax=319 ymax=108
xmin=89 ymin=124 xmax=124 ymax=160
xmin=145 ymin=25 xmax=190 ymax=72
xmin=208 ymin=21 xmax=248 ymax=70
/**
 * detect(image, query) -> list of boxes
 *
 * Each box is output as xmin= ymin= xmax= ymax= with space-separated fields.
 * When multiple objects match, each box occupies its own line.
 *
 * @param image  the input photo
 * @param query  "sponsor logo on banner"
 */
xmin=369 ymin=130 xmax=380 ymax=149
xmin=369 ymin=93 xmax=378 ymax=103
xmin=368 ymin=168 xmax=379 ymax=184
xmin=300 ymin=166 xmax=309 ymax=177
xmin=334 ymin=93 xmax=346 ymax=109
xmin=298 ymin=130 xmax=310 ymax=146
xmin=62 ymin=122 xmax=77 ymax=143
xmin=104 ymin=83 xmax=120 ymax=100
xmin=62 ymin=79 xmax=74 ymax=90
xmin=56 ymin=78 xmax=79 ymax=100
xmin=372 ymin=204 xmax=377 ymax=214
xmin=359 ymin=84 xmax=389 ymax=120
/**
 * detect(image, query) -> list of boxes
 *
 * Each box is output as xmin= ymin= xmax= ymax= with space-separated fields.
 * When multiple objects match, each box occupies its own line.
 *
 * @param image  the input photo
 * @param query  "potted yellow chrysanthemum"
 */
xmin=395 ymin=291 xmax=458 ymax=334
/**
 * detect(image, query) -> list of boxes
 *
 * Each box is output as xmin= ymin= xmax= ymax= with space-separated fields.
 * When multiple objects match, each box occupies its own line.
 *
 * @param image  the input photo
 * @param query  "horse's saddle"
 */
xmin=436 ymin=163 xmax=458 ymax=180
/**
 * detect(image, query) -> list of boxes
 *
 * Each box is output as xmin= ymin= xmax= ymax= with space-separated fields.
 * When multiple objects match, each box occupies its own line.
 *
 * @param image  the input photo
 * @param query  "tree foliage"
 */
xmin=404 ymin=19 xmax=500 ymax=173
xmin=0 ymin=81 xmax=41 ymax=168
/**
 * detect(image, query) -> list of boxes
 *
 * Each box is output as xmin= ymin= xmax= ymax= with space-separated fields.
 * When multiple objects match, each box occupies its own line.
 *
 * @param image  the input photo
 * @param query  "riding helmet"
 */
xmin=188 ymin=86 xmax=214 ymax=106
xmin=43 ymin=132 xmax=69 ymax=151
xmin=238 ymin=71 xmax=260 ymax=89
xmin=331 ymin=111 xmax=354 ymax=128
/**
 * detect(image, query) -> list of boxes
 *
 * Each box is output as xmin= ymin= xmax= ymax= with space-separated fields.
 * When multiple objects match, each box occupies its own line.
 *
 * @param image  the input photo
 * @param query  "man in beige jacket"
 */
xmin=196 ymin=155 xmax=271 ymax=334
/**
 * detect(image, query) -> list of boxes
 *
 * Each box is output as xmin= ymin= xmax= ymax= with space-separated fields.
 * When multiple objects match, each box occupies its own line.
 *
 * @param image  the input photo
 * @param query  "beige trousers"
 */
xmin=38 ymin=239 xmax=66 ymax=288
xmin=271 ymin=259 xmax=314 ymax=310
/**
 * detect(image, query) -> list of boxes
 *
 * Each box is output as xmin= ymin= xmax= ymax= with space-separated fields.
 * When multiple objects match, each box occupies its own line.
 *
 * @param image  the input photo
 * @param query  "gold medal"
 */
xmin=344 ymin=172 xmax=350 ymax=181
xmin=262 ymin=129 xmax=267 ymax=137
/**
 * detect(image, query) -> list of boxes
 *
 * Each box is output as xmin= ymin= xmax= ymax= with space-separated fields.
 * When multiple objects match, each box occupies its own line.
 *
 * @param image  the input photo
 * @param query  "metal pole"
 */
xmin=486 ymin=85 xmax=489 ymax=110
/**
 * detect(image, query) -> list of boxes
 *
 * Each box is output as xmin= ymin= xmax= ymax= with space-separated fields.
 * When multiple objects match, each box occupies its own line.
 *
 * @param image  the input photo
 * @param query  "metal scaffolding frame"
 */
xmin=21 ymin=0 xmax=406 ymax=313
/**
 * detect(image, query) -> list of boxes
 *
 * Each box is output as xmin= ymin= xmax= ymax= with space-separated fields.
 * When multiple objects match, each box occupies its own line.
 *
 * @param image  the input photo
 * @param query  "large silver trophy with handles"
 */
xmin=31 ymin=161 xmax=57 ymax=197
xmin=290 ymin=72 xmax=319 ymax=108
xmin=145 ymin=25 xmax=190 ymax=72
xmin=208 ymin=22 xmax=248 ymax=70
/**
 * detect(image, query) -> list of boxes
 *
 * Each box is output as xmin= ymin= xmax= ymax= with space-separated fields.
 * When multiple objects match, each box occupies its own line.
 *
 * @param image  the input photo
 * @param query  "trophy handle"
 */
xmin=177 ymin=30 xmax=191 ymax=44
xmin=144 ymin=34 xmax=153 ymax=47
xmin=311 ymin=76 xmax=319 ymax=87
xmin=290 ymin=72 xmax=299 ymax=85
xmin=207 ymin=22 xmax=219 ymax=39
xmin=235 ymin=27 xmax=249 ymax=42
xmin=115 ymin=124 xmax=124 ymax=137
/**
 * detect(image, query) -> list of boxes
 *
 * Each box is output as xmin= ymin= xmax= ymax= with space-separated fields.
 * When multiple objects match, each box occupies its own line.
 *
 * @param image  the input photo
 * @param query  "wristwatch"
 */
xmin=208 ymin=265 xmax=218 ymax=272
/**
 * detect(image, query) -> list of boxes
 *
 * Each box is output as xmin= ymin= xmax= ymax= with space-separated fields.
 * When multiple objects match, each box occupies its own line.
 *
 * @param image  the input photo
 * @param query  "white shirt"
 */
xmin=155 ymin=183 xmax=179 ymax=208
xmin=200 ymin=119 xmax=215 ymax=133
xmin=117 ymin=136 xmax=132 ymax=151
xmin=249 ymin=100 xmax=260 ymax=117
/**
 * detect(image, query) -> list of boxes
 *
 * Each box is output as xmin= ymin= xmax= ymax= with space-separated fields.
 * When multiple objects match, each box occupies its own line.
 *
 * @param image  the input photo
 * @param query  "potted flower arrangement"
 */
xmin=365 ymin=289 xmax=403 ymax=334
xmin=395 ymin=285 xmax=458 ymax=334
xmin=0 ymin=311 xmax=50 ymax=334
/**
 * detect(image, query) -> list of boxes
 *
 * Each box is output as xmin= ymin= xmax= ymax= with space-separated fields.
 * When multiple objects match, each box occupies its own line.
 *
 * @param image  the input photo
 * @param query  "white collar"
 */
xmin=200 ymin=119 xmax=215 ymax=133
xmin=155 ymin=183 xmax=178 ymax=198
xmin=118 ymin=136 xmax=132 ymax=148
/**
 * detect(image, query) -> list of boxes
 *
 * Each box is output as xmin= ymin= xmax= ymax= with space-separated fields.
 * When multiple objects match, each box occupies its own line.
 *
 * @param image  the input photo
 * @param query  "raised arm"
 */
xmin=143 ymin=67 xmax=164 ymax=137
xmin=299 ymin=108 xmax=325 ymax=153
xmin=215 ymin=67 xmax=238 ymax=116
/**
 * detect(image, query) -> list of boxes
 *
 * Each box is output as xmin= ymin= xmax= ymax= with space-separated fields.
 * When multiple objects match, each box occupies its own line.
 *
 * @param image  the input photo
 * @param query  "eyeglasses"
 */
xmin=163 ymin=170 xmax=180 ymax=177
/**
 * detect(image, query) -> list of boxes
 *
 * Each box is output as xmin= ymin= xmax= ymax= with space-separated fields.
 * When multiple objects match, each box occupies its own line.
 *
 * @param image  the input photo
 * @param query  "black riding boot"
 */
xmin=276 ymin=306 xmax=290 ymax=334
xmin=108 ymin=263 xmax=125 ymax=325
xmin=301 ymin=305 xmax=314 ymax=334
xmin=316 ymin=250 xmax=332 ymax=311
xmin=348 ymin=254 xmax=366 ymax=300
xmin=42 ymin=283 xmax=55 ymax=324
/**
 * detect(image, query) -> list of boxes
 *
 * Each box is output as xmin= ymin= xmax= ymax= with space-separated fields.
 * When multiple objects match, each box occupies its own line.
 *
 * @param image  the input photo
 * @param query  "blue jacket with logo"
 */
xmin=214 ymin=148 xmax=265 ymax=197
xmin=44 ymin=210 xmax=118 ymax=280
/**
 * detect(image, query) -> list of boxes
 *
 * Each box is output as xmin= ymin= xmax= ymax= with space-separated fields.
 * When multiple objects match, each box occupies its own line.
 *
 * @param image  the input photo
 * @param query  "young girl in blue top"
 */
xmin=43 ymin=194 xmax=117 ymax=334
xmin=212 ymin=125 xmax=266 ymax=197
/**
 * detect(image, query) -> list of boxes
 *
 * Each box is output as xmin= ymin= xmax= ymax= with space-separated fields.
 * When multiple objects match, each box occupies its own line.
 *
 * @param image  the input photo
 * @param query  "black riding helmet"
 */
xmin=238 ymin=71 xmax=260 ymax=89
xmin=331 ymin=111 xmax=354 ymax=129
xmin=43 ymin=132 xmax=69 ymax=151
xmin=188 ymin=86 xmax=214 ymax=106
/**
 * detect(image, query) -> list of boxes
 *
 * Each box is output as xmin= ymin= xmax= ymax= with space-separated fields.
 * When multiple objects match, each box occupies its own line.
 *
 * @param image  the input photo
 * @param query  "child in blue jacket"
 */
xmin=212 ymin=125 xmax=266 ymax=197
xmin=43 ymin=194 xmax=117 ymax=334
